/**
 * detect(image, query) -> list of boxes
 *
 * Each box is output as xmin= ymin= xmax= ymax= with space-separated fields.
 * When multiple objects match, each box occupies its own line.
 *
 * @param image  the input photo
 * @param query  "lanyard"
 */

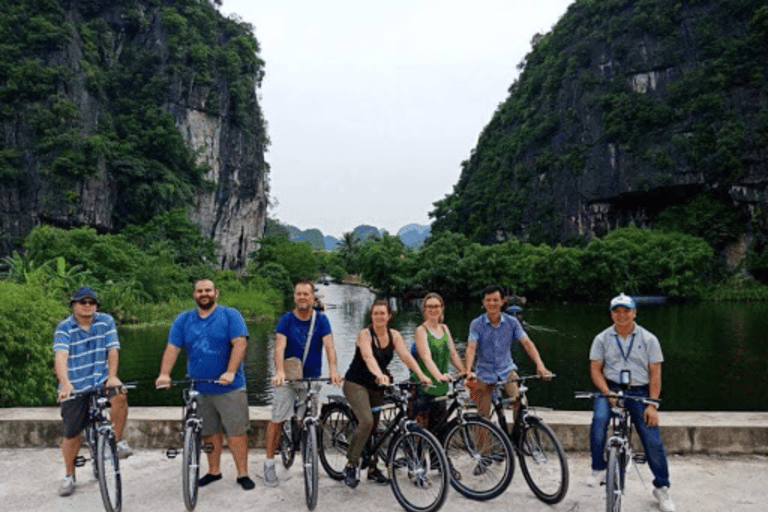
xmin=614 ymin=333 xmax=636 ymax=363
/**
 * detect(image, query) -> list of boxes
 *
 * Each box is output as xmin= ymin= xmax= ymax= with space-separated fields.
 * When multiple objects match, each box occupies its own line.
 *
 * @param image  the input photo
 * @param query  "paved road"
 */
xmin=1 ymin=449 xmax=766 ymax=512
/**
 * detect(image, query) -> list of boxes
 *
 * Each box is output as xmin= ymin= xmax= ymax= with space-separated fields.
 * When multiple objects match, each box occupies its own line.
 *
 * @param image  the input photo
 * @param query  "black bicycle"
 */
xmin=421 ymin=376 xmax=515 ymax=501
xmin=159 ymin=378 xmax=219 ymax=511
xmin=488 ymin=374 xmax=569 ymax=504
xmin=278 ymin=378 xmax=330 ymax=510
xmin=70 ymin=382 xmax=137 ymax=512
xmin=575 ymin=370 xmax=660 ymax=512
xmin=318 ymin=381 xmax=450 ymax=512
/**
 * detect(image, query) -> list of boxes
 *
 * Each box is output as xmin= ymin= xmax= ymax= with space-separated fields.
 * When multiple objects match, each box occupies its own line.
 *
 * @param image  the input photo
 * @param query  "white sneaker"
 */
xmin=586 ymin=469 xmax=605 ymax=487
xmin=653 ymin=486 xmax=675 ymax=512
xmin=263 ymin=460 xmax=279 ymax=487
xmin=58 ymin=475 xmax=76 ymax=496
xmin=116 ymin=440 xmax=133 ymax=459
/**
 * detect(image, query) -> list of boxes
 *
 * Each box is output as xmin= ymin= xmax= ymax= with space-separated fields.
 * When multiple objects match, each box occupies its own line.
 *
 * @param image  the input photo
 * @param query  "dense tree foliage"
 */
xmin=431 ymin=0 xmax=768 ymax=254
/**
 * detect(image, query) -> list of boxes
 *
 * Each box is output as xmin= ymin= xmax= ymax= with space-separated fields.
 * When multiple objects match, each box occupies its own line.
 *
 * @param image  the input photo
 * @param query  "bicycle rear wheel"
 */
xmin=388 ymin=425 xmax=449 ymax=512
xmin=606 ymin=445 xmax=622 ymax=512
xmin=302 ymin=426 xmax=319 ymax=510
xmin=280 ymin=419 xmax=296 ymax=469
xmin=318 ymin=403 xmax=356 ymax=480
xmin=96 ymin=431 xmax=122 ymax=512
xmin=182 ymin=426 xmax=201 ymax=511
xmin=517 ymin=418 xmax=569 ymax=504
xmin=442 ymin=415 xmax=514 ymax=500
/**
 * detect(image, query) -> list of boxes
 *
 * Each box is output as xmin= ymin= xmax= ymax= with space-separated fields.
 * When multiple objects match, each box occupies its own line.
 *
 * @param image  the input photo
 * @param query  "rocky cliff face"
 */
xmin=0 ymin=1 xmax=267 ymax=269
xmin=432 ymin=0 xmax=768 ymax=255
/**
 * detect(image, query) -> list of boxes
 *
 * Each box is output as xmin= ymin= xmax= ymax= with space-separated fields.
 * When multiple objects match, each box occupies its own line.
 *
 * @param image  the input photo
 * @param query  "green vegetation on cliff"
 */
xmin=430 ymin=0 xmax=768 ymax=269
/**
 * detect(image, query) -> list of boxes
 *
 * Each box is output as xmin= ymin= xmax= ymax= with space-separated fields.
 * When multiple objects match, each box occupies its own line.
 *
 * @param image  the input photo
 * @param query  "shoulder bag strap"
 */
xmin=302 ymin=309 xmax=317 ymax=365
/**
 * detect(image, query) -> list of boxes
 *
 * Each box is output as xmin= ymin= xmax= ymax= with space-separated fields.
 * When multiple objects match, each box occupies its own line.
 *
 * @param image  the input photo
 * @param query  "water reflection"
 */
xmin=118 ymin=286 xmax=768 ymax=411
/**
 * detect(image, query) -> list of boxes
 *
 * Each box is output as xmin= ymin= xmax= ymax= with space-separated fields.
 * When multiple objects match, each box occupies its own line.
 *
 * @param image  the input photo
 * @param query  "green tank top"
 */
xmin=411 ymin=324 xmax=450 ymax=396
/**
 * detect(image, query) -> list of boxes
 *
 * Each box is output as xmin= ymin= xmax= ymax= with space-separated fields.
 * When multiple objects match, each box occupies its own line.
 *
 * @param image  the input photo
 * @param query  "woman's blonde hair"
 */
xmin=421 ymin=292 xmax=445 ymax=323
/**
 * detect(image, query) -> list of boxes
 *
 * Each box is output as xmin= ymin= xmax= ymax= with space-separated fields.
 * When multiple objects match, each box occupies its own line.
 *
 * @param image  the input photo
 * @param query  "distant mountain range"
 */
xmin=285 ymin=223 xmax=431 ymax=250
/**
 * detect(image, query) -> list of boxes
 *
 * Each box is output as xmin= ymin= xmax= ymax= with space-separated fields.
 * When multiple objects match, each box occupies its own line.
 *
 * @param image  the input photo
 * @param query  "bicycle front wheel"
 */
xmin=318 ymin=403 xmax=356 ymax=480
xmin=302 ymin=426 xmax=319 ymax=510
xmin=606 ymin=445 xmax=622 ymax=512
xmin=96 ymin=431 xmax=122 ymax=512
xmin=182 ymin=426 xmax=201 ymax=511
xmin=388 ymin=425 xmax=449 ymax=512
xmin=280 ymin=420 xmax=296 ymax=469
xmin=517 ymin=418 xmax=569 ymax=504
xmin=442 ymin=415 xmax=514 ymax=500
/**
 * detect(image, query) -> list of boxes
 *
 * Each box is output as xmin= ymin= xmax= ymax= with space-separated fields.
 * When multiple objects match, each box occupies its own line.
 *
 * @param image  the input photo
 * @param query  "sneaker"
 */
xmin=586 ymin=469 xmax=605 ymax=487
xmin=367 ymin=467 xmax=389 ymax=485
xmin=58 ymin=475 xmax=76 ymax=497
xmin=116 ymin=440 xmax=133 ymax=459
xmin=653 ymin=486 xmax=675 ymax=512
xmin=263 ymin=461 xmax=278 ymax=488
xmin=472 ymin=457 xmax=492 ymax=476
xmin=344 ymin=465 xmax=359 ymax=489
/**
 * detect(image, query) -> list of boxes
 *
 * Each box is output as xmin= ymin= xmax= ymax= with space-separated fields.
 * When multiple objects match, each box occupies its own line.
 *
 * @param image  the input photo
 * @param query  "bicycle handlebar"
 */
xmin=156 ymin=378 xmax=222 ymax=389
xmin=61 ymin=382 xmax=138 ymax=402
xmin=574 ymin=390 xmax=660 ymax=407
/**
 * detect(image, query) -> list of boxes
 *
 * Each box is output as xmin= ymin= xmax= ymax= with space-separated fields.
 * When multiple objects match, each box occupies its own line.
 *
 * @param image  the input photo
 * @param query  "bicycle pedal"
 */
xmin=633 ymin=453 xmax=647 ymax=464
xmin=202 ymin=442 xmax=214 ymax=454
xmin=166 ymin=448 xmax=179 ymax=459
xmin=74 ymin=455 xmax=87 ymax=467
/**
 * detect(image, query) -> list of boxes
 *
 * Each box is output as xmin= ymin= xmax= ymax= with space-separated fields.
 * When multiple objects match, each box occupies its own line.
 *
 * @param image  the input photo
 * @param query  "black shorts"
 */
xmin=61 ymin=394 xmax=90 ymax=439
xmin=410 ymin=388 xmax=447 ymax=430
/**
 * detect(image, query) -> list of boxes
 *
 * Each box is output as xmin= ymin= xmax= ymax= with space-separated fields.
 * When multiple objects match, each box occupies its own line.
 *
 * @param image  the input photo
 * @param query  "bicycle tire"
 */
xmin=303 ymin=426 xmax=319 ymax=510
xmin=96 ymin=431 xmax=122 ymax=512
xmin=442 ymin=415 xmax=514 ymax=501
xmin=86 ymin=425 xmax=99 ymax=479
xmin=606 ymin=445 xmax=622 ymax=512
xmin=318 ymin=402 xmax=357 ymax=480
xmin=387 ymin=425 xmax=449 ymax=512
xmin=517 ymin=418 xmax=569 ymax=504
xmin=182 ymin=425 xmax=201 ymax=511
xmin=280 ymin=419 xmax=296 ymax=469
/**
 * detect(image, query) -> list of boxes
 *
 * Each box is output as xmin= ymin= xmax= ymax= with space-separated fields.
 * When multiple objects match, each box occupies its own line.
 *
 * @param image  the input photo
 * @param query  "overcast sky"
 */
xmin=220 ymin=0 xmax=573 ymax=239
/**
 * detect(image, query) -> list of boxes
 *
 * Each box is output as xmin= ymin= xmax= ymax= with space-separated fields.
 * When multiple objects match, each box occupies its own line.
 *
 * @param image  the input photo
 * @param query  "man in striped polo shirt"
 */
xmin=53 ymin=286 xmax=132 ymax=497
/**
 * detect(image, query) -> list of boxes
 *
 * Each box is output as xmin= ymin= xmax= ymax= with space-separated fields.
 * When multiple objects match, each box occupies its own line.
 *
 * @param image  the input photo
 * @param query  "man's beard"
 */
xmin=196 ymin=296 xmax=215 ymax=310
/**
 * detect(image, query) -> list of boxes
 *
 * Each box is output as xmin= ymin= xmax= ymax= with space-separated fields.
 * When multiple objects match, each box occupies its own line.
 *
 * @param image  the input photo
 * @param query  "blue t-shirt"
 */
xmin=53 ymin=312 xmax=120 ymax=392
xmin=168 ymin=305 xmax=249 ymax=394
xmin=275 ymin=311 xmax=332 ymax=378
xmin=468 ymin=312 xmax=527 ymax=383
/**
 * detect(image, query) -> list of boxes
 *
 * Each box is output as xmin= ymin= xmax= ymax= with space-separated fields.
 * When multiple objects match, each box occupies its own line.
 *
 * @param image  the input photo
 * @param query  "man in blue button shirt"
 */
xmin=465 ymin=285 xmax=552 ymax=419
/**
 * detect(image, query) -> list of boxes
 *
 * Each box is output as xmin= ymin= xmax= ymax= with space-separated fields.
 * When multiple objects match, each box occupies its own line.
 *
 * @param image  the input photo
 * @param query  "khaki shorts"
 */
xmin=198 ymin=388 xmax=250 ymax=437
xmin=271 ymin=382 xmax=313 ymax=422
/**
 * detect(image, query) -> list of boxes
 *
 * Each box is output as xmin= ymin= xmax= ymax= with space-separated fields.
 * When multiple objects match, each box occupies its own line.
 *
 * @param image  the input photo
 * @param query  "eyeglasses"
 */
xmin=77 ymin=299 xmax=97 ymax=306
xmin=425 ymin=304 xmax=442 ymax=310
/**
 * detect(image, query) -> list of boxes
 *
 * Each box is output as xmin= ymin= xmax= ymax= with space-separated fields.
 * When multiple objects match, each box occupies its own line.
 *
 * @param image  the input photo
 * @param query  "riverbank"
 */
xmin=2 ymin=407 xmax=767 ymax=454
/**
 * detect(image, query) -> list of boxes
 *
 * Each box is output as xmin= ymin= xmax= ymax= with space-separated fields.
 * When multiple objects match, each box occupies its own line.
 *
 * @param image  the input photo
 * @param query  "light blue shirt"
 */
xmin=53 ymin=312 xmax=120 ymax=392
xmin=468 ymin=312 xmax=528 ymax=383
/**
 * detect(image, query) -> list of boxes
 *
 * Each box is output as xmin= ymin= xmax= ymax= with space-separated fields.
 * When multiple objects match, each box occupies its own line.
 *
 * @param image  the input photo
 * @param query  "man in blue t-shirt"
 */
xmin=54 ymin=286 xmax=133 ymax=498
xmin=465 ymin=285 xmax=552 ymax=418
xmin=262 ymin=281 xmax=343 ymax=487
xmin=155 ymin=278 xmax=255 ymax=490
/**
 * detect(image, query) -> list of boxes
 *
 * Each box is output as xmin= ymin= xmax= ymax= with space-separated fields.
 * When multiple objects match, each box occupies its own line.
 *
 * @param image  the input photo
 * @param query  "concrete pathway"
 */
xmin=1 ymin=449 xmax=766 ymax=512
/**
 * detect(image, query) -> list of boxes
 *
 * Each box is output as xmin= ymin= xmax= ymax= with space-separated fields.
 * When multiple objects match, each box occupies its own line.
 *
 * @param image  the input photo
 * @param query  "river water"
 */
xmin=120 ymin=283 xmax=768 ymax=411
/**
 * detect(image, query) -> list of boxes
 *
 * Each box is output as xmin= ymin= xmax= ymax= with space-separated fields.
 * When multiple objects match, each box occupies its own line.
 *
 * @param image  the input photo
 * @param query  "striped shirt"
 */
xmin=53 ymin=312 xmax=120 ymax=392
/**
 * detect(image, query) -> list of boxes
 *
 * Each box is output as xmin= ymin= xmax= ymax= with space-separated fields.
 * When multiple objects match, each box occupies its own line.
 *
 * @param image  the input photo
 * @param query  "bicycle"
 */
xmin=487 ymin=374 xmax=569 ymax=504
xmin=575 ymin=370 xmax=660 ymax=512
xmin=70 ymin=382 xmax=137 ymax=512
xmin=420 ymin=376 xmax=515 ymax=501
xmin=278 ymin=378 xmax=330 ymax=511
xmin=318 ymin=381 xmax=450 ymax=512
xmin=159 ymin=378 xmax=219 ymax=512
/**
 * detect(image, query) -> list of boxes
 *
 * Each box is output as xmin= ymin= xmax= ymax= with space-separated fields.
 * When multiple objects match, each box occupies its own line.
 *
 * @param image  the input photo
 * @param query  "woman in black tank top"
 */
xmin=341 ymin=300 xmax=432 ymax=488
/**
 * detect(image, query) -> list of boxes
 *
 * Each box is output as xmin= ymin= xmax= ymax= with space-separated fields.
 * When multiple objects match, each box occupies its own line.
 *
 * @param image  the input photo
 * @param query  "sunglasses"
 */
xmin=425 ymin=304 xmax=442 ymax=309
xmin=77 ymin=299 xmax=97 ymax=306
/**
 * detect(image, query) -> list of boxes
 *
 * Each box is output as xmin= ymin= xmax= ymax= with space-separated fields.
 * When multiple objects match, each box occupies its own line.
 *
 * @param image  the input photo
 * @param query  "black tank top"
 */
xmin=344 ymin=326 xmax=395 ymax=389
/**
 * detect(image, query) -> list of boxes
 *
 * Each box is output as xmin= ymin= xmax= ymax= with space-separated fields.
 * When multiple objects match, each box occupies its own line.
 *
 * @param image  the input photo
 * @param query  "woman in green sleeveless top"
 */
xmin=411 ymin=292 xmax=466 ymax=428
